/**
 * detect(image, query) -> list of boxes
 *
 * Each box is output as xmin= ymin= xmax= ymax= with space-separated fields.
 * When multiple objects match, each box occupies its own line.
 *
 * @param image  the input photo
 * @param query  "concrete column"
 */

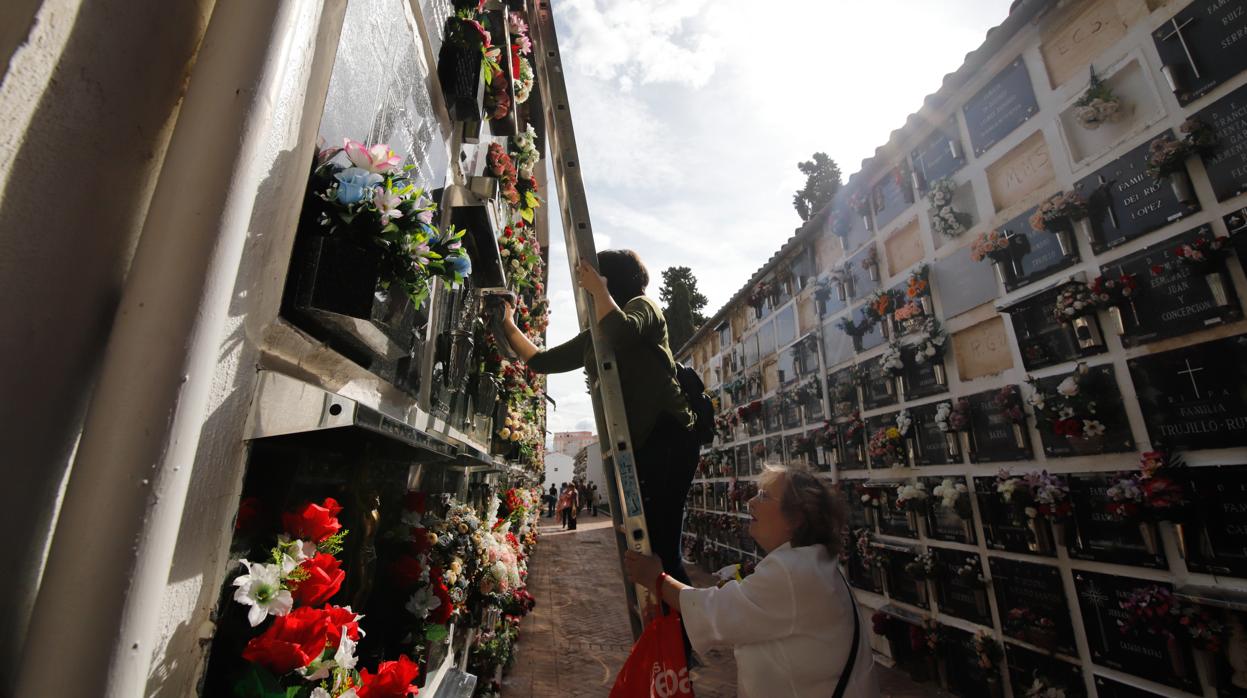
xmin=16 ymin=2 xmax=344 ymax=696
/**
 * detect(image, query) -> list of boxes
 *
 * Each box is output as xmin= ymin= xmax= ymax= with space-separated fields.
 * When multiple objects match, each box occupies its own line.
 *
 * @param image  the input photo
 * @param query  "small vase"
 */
xmin=915 ymin=580 xmax=929 ymax=605
xmin=992 ymin=260 xmax=1013 ymax=286
xmin=1170 ymin=635 xmax=1188 ymax=677
xmin=880 ymin=318 xmax=892 ymax=340
xmin=1207 ymin=271 xmax=1232 ymax=307
xmin=945 ymin=432 xmax=961 ymax=458
xmin=1075 ymin=217 xmax=1095 ymax=245
xmin=933 ymin=362 xmax=947 ymax=386
xmin=920 ymin=296 xmax=933 ymax=315
xmin=1107 ymin=306 xmax=1126 ymax=335
xmin=1027 ymin=517 xmax=1053 ymax=554
xmin=906 ymin=510 xmax=920 ymax=533
xmin=974 ymin=587 xmax=989 ymax=617
xmin=1139 ymin=521 xmax=1160 ymax=556
xmin=865 ymin=508 xmax=879 ymax=528
xmin=868 ymin=263 xmax=880 ymax=282
xmin=862 ymin=215 xmax=872 ymax=232
xmin=1070 ymin=315 xmax=1104 ymax=349
xmin=906 ymin=438 xmax=917 ymax=468
xmin=1170 ymin=170 xmax=1196 ymax=205
xmin=1194 ymin=647 xmax=1219 ymax=688
xmin=1012 ymin=423 xmax=1026 ymax=449
xmin=871 ymin=566 xmax=885 ymax=592
xmin=985 ymin=674 xmax=1003 ymax=698
xmin=1055 ymin=229 xmax=1074 ymax=258
xmin=836 ymin=281 xmax=848 ymax=302
xmin=895 ymin=376 xmax=906 ymax=401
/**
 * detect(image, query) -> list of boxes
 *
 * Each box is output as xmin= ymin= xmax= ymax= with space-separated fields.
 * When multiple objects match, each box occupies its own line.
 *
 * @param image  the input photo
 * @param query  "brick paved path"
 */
xmin=505 ymin=513 xmax=945 ymax=697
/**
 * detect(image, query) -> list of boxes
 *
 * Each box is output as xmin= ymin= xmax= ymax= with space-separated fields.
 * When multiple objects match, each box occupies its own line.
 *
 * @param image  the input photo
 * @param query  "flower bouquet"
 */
xmin=858 ymin=487 xmax=884 ymax=529
xmin=1116 ymin=584 xmax=1196 ymax=678
xmin=1146 ymin=118 xmax=1215 ymax=204
xmin=993 ymin=470 xmax=1057 ymax=553
xmin=895 ymin=480 xmax=928 ymax=531
xmin=439 ymin=6 xmax=499 ymax=123
xmin=973 ymin=630 xmax=1004 ymax=691
xmin=933 ymin=478 xmax=974 ymax=538
xmin=912 ymin=318 xmax=947 ymax=382
xmin=1029 ymin=191 xmax=1087 ymax=256
xmin=993 ymin=385 xmax=1028 ymax=449
xmin=1106 ymin=450 xmax=1188 ymax=555
xmin=928 ymin=178 xmax=971 ymax=238
xmin=829 ymin=264 xmax=855 ymax=301
xmin=1026 ymin=363 xmax=1119 ymax=454
xmin=844 ymin=411 xmax=866 ymax=462
xmin=970 ymin=229 xmax=1024 ymax=284
xmin=934 ymin=399 xmax=970 ymax=456
xmin=881 ymin=341 xmax=906 ymax=385
xmin=850 ymin=191 xmax=873 ymax=230
xmin=903 ymin=552 xmax=936 ymax=606
xmin=858 ymin=530 xmax=886 ymax=590
xmin=1089 ymin=272 xmax=1138 ymax=335
xmin=869 ymin=425 xmax=906 ymax=468
xmin=860 ymin=246 xmax=881 ymax=282
xmin=835 ymin=316 xmax=867 ymax=351
xmin=1152 ymin=231 xmax=1235 ymax=307
xmin=1051 ymin=281 xmax=1103 ymax=350
xmin=1006 ymin=606 xmax=1060 ymax=651
xmin=863 ymin=287 xmax=896 ymax=338
xmin=1073 ymin=67 xmax=1125 ymax=130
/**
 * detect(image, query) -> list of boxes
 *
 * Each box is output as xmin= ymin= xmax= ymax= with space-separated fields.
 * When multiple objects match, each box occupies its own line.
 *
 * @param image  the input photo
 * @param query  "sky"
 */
xmin=538 ymin=0 xmax=1017 ymax=439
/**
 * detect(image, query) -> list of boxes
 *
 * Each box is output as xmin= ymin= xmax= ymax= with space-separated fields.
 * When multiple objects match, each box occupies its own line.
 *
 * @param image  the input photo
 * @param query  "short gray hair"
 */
xmin=760 ymin=463 xmax=847 ymax=556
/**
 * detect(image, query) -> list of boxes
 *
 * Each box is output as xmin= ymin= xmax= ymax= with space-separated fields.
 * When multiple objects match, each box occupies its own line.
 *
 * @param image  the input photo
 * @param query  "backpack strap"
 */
xmin=832 ymin=568 xmax=861 ymax=698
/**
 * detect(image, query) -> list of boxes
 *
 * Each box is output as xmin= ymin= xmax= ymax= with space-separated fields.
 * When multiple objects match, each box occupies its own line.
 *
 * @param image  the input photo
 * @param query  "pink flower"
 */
xmin=343 ymin=139 xmax=401 ymax=174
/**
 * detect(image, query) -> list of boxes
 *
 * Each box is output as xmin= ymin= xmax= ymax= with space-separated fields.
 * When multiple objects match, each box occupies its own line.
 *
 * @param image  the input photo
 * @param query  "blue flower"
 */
xmin=444 ymin=253 xmax=472 ymax=277
xmin=333 ymin=167 xmax=383 ymax=204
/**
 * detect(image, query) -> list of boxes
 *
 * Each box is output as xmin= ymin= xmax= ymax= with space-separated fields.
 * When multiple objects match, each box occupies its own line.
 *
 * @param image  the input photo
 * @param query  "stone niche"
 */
xmin=1038 ymin=0 xmax=1147 ymax=88
xmin=952 ymin=316 xmax=1014 ymax=381
xmin=1059 ymin=59 xmax=1164 ymax=166
xmin=987 ymin=130 xmax=1055 ymax=213
xmin=884 ymin=219 xmax=924 ymax=277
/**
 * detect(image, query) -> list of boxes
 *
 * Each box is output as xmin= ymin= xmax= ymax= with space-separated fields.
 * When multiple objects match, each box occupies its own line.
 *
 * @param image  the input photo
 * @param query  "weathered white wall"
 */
xmin=0 ymin=0 xmax=214 ymax=686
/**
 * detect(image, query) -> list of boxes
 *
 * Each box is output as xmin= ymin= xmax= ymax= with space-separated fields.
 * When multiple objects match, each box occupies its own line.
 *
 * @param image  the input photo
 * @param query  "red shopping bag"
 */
xmin=609 ymin=585 xmax=695 ymax=698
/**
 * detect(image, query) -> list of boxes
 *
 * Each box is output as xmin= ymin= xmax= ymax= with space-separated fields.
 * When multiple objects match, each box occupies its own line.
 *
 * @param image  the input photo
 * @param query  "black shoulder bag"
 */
xmin=833 ymin=569 xmax=862 ymax=698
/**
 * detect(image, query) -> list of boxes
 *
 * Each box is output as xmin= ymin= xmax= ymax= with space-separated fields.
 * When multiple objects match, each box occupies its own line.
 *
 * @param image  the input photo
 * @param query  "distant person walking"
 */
xmin=557 ymin=483 xmax=574 ymax=530
xmin=547 ymin=483 xmax=558 ymax=518
xmin=589 ymin=483 xmax=599 ymax=516
xmin=567 ymin=485 xmax=581 ymax=531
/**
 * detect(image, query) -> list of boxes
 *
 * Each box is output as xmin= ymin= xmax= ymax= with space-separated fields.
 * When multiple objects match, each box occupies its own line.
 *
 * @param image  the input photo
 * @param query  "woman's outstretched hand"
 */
xmin=576 ymin=259 xmax=608 ymax=297
xmin=624 ymin=549 xmax=664 ymax=591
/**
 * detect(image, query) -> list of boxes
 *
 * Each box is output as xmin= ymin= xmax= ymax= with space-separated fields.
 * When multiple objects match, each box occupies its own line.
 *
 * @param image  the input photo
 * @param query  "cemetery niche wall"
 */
xmin=680 ymin=1 xmax=1247 ymax=696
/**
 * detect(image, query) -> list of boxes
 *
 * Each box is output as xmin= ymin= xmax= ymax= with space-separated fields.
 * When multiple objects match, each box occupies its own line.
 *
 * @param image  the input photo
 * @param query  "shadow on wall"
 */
xmin=0 ymin=0 xmax=213 ymax=687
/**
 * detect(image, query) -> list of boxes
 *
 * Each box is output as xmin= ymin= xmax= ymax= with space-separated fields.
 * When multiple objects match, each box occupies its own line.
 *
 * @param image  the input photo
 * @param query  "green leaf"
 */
xmin=232 ymin=665 xmax=299 ymax=698
xmin=425 ymin=623 xmax=450 ymax=643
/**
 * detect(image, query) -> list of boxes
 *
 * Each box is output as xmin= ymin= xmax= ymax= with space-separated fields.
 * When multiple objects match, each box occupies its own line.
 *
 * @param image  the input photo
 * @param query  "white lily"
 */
xmin=232 ymin=559 xmax=293 ymax=626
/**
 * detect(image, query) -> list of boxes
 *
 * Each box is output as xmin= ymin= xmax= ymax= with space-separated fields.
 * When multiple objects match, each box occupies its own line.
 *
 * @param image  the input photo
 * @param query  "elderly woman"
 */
xmin=625 ymin=465 xmax=878 ymax=698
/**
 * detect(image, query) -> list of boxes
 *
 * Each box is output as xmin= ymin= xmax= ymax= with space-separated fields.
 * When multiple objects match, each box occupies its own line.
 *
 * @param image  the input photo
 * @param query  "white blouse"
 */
xmin=680 ymin=542 xmax=879 ymax=698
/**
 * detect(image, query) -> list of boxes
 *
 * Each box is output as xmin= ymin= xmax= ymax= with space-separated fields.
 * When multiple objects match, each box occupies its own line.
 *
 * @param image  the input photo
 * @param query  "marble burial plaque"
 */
xmin=845 ymin=485 xmax=871 ymax=529
xmin=1073 ymin=134 xmax=1200 ymax=253
xmin=1092 ymin=676 xmax=1167 ymax=698
xmin=988 ymin=131 xmax=1055 ymax=213
xmin=884 ymin=548 xmax=929 ymax=608
xmin=953 ymin=316 xmax=1015 ymax=381
xmin=902 ymin=345 xmax=948 ymax=400
xmin=991 ymin=557 xmax=1076 ymax=655
xmin=862 ymin=356 xmax=899 ymax=411
xmin=847 ymin=246 xmax=880 ymax=299
xmin=998 ymin=205 xmax=1079 ymax=292
xmin=923 ymin=477 xmax=975 ymax=543
xmin=1099 ymin=225 xmax=1242 ymax=347
xmin=976 ymin=475 xmax=1054 ymax=556
xmin=1032 ymin=364 xmax=1135 ymax=458
xmin=1193 ymin=82 xmax=1247 ymax=201
xmin=1002 ymin=285 xmax=1107 ymax=371
xmin=1128 ymin=334 xmax=1247 ymax=451
xmin=872 ymin=166 xmax=916 ymax=230
xmin=1151 ymin=0 xmax=1247 ymax=107
xmin=944 ymin=625 xmax=1005 ymax=698
xmin=910 ymin=119 xmax=966 ymax=190
xmin=931 ymin=247 xmax=1000 ymax=319
xmin=931 ymin=547 xmax=991 ymax=624
xmin=964 ymin=56 xmax=1040 ymax=157
xmin=1067 ymin=473 xmax=1166 ymax=569
xmin=1004 ymin=644 xmax=1085 ymax=698
xmin=823 ymin=317 xmax=857 ymax=367
xmin=913 ymin=402 xmax=955 ymax=466
xmin=876 ymin=483 xmax=918 ymax=539
xmin=1184 ymin=465 xmax=1247 ymax=578
xmin=827 ymin=366 xmax=860 ymax=419
xmin=854 ymin=306 xmax=886 ymax=354
xmin=966 ymin=387 xmax=1033 ymax=463
xmin=1074 ymin=572 xmax=1199 ymax=692
xmin=839 ymin=421 xmax=868 ymax=471
xmin=847 ymin=539 xmax=883 ymax=593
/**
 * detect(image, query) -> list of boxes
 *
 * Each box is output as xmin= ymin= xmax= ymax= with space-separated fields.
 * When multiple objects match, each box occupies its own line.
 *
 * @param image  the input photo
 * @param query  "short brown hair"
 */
xmin=761 ymin=464 xmax=847 ymax=556
xmin=597 ymin=249 xmax=648 ymax=306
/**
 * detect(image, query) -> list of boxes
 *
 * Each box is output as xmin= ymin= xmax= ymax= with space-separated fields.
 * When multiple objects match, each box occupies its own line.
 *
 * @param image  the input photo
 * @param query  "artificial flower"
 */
xmin=344 ymin=138 xmax=401 ymax=174
xmin=292 ymin=553 xmax=346 ymax=606
xmin=233 ymin=559 xmax=294 ymax=627
xmin=357 ymin=655 xmax=420 ymax=698
xmin=283 ymin=498 xmax=344 ymax=543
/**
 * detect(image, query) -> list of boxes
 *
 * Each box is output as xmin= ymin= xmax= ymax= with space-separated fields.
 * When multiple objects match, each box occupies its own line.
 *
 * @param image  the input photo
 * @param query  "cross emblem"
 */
xmin=1177 ymin=359 xmax=1204 ymax=399
xmin=1161 ymin=16 xmax=1201 ymax=80
xmin=1079 ymin=578 xmax=1112 ymax=650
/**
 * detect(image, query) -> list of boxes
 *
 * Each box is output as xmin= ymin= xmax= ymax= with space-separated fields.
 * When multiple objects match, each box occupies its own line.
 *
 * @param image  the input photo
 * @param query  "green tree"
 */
xmin=659 ymin=266 xmax=708 ymax=351
xmin=792 ymin=152 xmax=844 ymax=222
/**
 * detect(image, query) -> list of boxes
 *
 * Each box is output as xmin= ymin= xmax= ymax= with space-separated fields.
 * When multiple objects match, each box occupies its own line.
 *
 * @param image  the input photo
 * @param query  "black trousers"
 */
xmin=634 ymin=414 xmax=700 ymax=585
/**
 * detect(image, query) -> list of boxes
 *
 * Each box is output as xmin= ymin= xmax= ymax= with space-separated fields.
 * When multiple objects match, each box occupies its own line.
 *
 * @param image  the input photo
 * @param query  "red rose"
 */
xmin=403 ymin=492 xmax=426 ymax=513
xmin=409 ymin=527 xmax=435 ymax=556
xmin=235 ymin=496 xmax=262 ymax=534
xmin=241 ymin=606 xmax=332 ymax=675
xmin=323 ymin=604 xmax=363 ymax=649
xmin=391 ymin=555 xmax=424 ymax=590
xmin=282 ymin=498 xmax=343 ymax=543
xmin=358 ymin=655 xmax=420 ymax=698
xmin=292 ymin=553 xmax=345 ymax=606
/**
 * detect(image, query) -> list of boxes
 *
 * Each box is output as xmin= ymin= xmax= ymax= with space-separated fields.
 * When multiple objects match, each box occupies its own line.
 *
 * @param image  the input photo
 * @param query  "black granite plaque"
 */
xmin=1004 ymin=644 xmax=1085 ymax=698
xmin=884 ymin=548 xmax=929 ymax=608
xmin=931 ymin=547 xmax=991 ymax=624
xmin=1100 ymin=226 xmax=1242 ymax=347
xmin=1128 ymin=334 xmax=1247 ymax=451
xmin=862 ymin=356 xmax=900 ymax=410
xmin=941 ymin=625 xmax=1004 ymax=698
xmin=874 ymin=476 xmax=918 ymax=538
xmin=913 ymin=402 xmax=955 ymax=466
xmin=1074 ymin=134 xmax=1200 ymax=254
xmin=966 ymin=388 xmax=1033 ymax=463
xmin=964 ymin=56 xmax=1039 ymax=156
xmin=1003 ymin=286 xmax=1106 ymax=371
xmin=922 ymin=477 xmax=975 ymax=543
xmin=1074 ymin=572 xmax=1199 ymax=692
xmin=839 ymin=421 xmax=868 ymax=471
xmin=1067 ymin=473 xmax=1166 ymax=569
xmin=1033 ymin=364 xmax=1135 ymax=458
xmin=847 ymin=539 xmax=884 ymax=593
xmin=844 ymin=485 xmax=871 ymax=529
xmin=1184 ymin=465 xmax=1247 ymax=577
xmin=999 ymin=205 xmax=1079 ymax=292
xmin=1194 ymin=82 xmax=1247 ymax=201
xmin=976 ymin=475 xmax=1055 ymax=557
xmin=781 ymin=394 xmax=802 ymax=430
xmin=910 ymin=119 xmax=966 ymax=190
xmin=1092 ymin=675 xmax=1167 ymax=698
xmin=872 ymin=166 xmax=915 ymax=230
xmin=1151 ymin=0 xmax=1247 ymax=107
xmin=827 ymin=367 xmax=860 ymax=419
xmin=991 ymin=557 xmax=1076 ymax=656
xmin=902 ymin=345 xmax=949 ymax=400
